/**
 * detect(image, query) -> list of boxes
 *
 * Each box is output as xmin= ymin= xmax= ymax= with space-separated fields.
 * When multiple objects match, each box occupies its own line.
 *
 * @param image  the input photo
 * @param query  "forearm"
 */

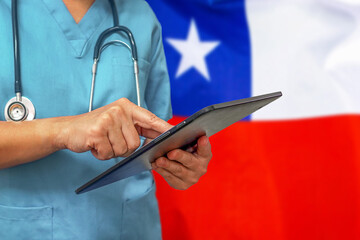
xmin=0 ymin=99 xmax=172 ymax=169
xmin=0 ymin=118 xmax=65 ymax=169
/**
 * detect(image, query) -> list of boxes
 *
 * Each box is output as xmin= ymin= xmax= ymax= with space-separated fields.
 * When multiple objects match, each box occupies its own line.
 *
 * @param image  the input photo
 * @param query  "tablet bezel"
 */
xmin=76 ymin=91 xmax=282 ymax=194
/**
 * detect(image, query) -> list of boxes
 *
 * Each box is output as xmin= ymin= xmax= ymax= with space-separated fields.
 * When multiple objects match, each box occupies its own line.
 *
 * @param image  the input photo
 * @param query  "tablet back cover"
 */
xmin=76 ymin=92 xmax=282 ymax=194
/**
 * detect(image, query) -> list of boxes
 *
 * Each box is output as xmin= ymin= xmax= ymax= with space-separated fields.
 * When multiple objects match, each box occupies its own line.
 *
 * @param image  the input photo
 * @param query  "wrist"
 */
xmin=50 ymin=116 xmax=72 ymax=151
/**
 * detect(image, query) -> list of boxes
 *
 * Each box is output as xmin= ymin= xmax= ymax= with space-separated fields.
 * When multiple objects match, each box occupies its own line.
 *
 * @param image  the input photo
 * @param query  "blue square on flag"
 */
xmin=147 ymin=0 xmax=251 ymax=118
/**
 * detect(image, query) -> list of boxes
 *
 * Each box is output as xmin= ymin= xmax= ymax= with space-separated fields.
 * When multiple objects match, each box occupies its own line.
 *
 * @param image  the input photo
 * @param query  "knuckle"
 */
xmin=127 ymin=144 xmax=136 ymax=152
xmin=109 ymin=105 xmax=124 ymax=116
xmin=97 ymin=151 xmax=112 ymax=161
xmin=173 ymin=165 xmax=183 ymax=175
xmin=185 ymin=159 xmax=194 ymax=168
xmin=118 ymin=97 xmax=128 ymax=103
xmin=115 ymin=145 xmax=128 ymax=156
xmin=178 ymin=183 xmax=190 ymax=191
xmin=95 ymin=155 xmax=105 ymax=160
xmin=117 ymin=98 xmax=131 ymax=105
xmin=129 ymin=138 xmax=141 ymax=151
xmin=189 ymin=177 xmax=199 ymax=186
xmin=89 ymin=126 xmax=103 ymax=137
xmin=98 ymin=156 xmax=110 ymax=161
xmin=99 ymin=113 xmax=113 ymax=126
xmin=85 ymin=140 xmax=92 ymax=149
xmin=171 ymin=150 xmax=181 ymax=159
xmin=163 ymin=170 xmax=172 ymax=179
xmin=147 ymin=113 xmax=158 ymax=124
xmin=199 ymin=166 xmax=207 ymax=176
xmin=159 ymin=157 xmax=168 ymax=168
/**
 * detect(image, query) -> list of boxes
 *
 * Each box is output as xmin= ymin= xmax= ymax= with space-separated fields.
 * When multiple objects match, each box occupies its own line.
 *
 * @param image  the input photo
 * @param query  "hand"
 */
xmin=152 ymin=136 xmax=212 ymax=190
xmin=57 ymin=98 xmax=172 ymax=160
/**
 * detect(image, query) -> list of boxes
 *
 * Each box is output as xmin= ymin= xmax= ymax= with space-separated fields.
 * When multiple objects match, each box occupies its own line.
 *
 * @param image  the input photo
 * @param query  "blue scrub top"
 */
xmin=0 ymin=0 xmax=172 ymax=239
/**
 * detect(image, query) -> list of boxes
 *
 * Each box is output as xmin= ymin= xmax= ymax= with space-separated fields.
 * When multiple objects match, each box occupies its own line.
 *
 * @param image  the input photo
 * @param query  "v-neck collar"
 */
xmin=41 ymin=0 xmax=111 ymax=57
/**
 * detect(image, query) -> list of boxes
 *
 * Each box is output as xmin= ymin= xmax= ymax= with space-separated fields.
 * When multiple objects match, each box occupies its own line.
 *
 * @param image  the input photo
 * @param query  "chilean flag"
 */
xmin=146 ymin=0 xmax=360 ymax=239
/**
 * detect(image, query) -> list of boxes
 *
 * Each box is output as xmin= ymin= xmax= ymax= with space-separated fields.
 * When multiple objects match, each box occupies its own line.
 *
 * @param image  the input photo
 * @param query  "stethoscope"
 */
xmin=5 ymin=0 xmax=140 ymax=122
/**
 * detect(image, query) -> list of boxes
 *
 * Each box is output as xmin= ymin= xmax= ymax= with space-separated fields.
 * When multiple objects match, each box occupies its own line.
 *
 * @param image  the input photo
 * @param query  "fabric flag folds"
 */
xmin=146 ymin=0 xmax=360 ymax=239
xmin=147 ymin=0 xmax=251 ymax=117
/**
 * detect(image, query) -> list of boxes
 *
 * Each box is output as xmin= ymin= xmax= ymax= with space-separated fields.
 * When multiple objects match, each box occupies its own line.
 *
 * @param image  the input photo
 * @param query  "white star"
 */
xmin=167 ymin=19 xmax=220 ymax=81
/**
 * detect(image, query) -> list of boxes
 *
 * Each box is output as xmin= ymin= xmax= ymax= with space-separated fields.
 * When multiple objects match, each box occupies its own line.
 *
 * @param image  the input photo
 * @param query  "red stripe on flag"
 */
xmin=155 ymin=115 xmax=360 ymax=240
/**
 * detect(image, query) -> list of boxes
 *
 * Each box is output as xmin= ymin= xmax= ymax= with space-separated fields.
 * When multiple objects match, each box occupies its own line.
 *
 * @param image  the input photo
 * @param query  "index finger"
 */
xmin=131 ymin=105 xmax=172 ymax=134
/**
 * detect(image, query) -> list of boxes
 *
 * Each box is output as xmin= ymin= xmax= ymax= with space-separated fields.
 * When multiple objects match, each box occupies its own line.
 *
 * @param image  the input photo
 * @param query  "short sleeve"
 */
xmin=144 ymin=21 xmax=173 ymax=121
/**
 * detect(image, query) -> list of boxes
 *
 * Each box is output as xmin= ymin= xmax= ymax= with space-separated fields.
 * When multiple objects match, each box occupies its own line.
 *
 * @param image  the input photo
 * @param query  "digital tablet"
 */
xmin=76 ymin=91 xmax=282 ymax=194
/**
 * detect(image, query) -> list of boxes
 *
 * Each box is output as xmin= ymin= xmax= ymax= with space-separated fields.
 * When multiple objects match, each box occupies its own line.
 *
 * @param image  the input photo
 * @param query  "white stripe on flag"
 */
xmin=246 ymin=0 xmax=360 ymax=120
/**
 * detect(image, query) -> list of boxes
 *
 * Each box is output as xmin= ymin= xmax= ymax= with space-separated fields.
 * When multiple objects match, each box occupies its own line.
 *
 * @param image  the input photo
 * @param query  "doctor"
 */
xmin=0 ymin=0 xmax=212 ymax=239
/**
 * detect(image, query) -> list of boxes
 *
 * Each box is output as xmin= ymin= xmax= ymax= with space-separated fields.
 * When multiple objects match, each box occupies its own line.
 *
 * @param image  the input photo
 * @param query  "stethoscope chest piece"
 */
xmin=4 ymin=96 xmax=35 ymax=121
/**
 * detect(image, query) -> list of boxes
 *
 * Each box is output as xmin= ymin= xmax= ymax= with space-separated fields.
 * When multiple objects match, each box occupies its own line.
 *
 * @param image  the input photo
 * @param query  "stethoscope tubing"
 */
xmin=93 ymin=26 xmax=138 ymax=62
xmin=89 ymin=2 xmax=141 ymax=111
xmin=12 ymin=0 xmax=21 ymax=97
xmin=7 ymin=0 xmax=141 ymax=120
xmin=4 ymin=0 xmax=36 ymax=122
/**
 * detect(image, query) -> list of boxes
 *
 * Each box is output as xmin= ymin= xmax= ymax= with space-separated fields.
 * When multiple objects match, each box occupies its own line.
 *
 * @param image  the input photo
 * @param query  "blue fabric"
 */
xmin=0 ymin=0 xmax=172 ymax=239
